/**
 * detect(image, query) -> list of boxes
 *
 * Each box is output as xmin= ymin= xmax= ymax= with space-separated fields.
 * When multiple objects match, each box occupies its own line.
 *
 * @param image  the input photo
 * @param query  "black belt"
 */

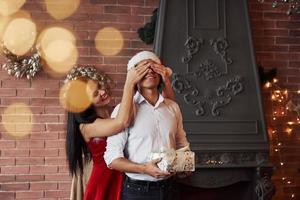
xmin=124 ymin=175 xmax=170 ymax=188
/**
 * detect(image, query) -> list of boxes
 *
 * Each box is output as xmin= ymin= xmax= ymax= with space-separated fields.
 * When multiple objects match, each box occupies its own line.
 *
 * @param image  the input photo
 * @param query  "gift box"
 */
xmin=149 ymin=147 xmax=195 ymax=172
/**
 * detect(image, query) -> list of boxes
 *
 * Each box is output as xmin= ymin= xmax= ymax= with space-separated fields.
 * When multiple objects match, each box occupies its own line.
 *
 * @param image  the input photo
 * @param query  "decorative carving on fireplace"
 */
xmin=196 ymin=152 xmax=268 ymax=167
xmin=182 ymin=36 xmax=203 ymax=64
xmin=210 ymin=37 xmax=233 ymax=65
xmin=181 ymin=38 xmax=232 ymax=66
xmin=216 ymin=76 xmax=244 ymax=96
xmin=172 ymin=73 xmax=205 ymax=116
xmin=255 ymin=167 xmax=275 ymax=200
xmin=172 ymin=73 xmax=244 ymax=117
xmin=194 ymin=60 xmax=222 ymax=80
xmin=212 ymin=75 xmax=244 ymax=116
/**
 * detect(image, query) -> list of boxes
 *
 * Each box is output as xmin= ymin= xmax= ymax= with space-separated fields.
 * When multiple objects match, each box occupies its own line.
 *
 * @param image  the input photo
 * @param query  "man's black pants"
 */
xmin=121 ymin=175 xmax=173 ymax=200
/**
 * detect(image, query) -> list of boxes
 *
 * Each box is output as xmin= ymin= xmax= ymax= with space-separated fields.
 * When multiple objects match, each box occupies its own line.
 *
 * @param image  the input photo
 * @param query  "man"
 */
xmin=104 ymin=51 xmax=189 ymax=200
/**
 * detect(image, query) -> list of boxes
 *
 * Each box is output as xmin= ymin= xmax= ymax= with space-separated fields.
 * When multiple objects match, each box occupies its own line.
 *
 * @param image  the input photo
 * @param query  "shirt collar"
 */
xmin=134 ymin=91 xmax=165 ymax=108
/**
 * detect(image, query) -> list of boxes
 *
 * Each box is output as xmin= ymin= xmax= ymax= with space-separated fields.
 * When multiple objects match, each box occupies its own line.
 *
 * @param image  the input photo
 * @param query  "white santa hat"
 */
xmin=127 ymin=51 xmax=161 ymax=71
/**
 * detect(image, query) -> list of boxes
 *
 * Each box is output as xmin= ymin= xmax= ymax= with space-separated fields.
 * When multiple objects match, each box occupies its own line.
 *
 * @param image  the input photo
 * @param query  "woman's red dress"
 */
xmin=84 ymin=138 xmax=123 ymax=200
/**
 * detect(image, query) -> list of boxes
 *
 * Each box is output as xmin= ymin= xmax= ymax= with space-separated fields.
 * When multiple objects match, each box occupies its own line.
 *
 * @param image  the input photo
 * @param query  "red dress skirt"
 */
xmin=84 ymin=138 xmax=123 ymax=200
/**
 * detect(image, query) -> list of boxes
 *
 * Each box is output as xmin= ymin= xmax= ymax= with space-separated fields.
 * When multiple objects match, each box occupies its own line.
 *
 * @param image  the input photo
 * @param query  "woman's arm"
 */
xmin=80 ymin=62 xmax=150 ymax=139
xmin=162 ymin=77 xmax=175 ymax=101
xmin=151 ymin=63 xmax=175 ymax=101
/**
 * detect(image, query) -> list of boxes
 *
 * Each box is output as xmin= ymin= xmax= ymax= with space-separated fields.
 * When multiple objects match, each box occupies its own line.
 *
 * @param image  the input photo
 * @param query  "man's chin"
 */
xmin=140 ymin=82 xmax=159 ymax=89
xmin=143 ymin=86 xmax=158 ymax=90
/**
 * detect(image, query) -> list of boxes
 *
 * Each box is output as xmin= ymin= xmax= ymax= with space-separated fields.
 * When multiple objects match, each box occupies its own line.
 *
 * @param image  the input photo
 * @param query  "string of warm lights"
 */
xmin=264 ymin=78 xmax=298 ymax=199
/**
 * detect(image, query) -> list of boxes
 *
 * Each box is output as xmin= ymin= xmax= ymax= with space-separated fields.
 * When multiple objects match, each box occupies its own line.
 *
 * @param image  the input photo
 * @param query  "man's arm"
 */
xmin=109 ymin=158 xmax=170 ymax=179
xmin=103 ymin=105 xmax=129 ymax=166
xmin=162 ymin=78 xmax=175 ymax=101
xmin=174 ymin=103 xmax=193 ymax=178
xmin=174 ymin=103 xmax=190 ymax=149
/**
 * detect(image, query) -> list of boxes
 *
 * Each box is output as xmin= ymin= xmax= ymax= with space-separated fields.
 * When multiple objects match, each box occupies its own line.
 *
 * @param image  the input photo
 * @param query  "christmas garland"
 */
xmin=258 ymin=0 xmax=300 ymax=15
xmin=1 ymin=43 xmax=42 ymax=79
xmin=64 ymin=66 xmax=112 ymax=90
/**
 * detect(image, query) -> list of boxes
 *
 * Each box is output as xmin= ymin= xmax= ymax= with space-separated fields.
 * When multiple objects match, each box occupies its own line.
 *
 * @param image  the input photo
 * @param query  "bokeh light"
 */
xmin=7 ymin=9 xmax=30 ymax=19
xmin=45 ymin=0 xmax=80 ymax=20
xmin=0 ymin=0 xmax=26 ymax=16
xmin=42 ymin=39 xmax=78 ymax=76
xmin=0 ymin=11 xmax=31 ymax=53
xmin=1 ymin=103 xmax=32 ymax=138
xmin=2 ymin=17 xmax=36 ymax=55
xmin=59 ymin=79 xmax=93 ymax=113
xmin=37 ymin=27 xmax=76 ymax=48
xmin=0 ymin=15 xmax=10 ymax=42
xmin=38 ymin=27 xmax=78 ymax=77
xmin=95 ymin=27 xmax=124 ymax=56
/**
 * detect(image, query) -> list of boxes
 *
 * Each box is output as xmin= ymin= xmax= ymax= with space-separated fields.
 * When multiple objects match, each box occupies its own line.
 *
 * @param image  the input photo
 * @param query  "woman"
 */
xmin=66 ymin=59 xmax=174 ymax=200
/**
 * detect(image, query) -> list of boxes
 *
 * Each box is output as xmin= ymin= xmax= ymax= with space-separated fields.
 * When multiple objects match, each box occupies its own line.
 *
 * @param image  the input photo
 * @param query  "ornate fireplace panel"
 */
xmin=154 ymin=0 xmax=275 ymax=199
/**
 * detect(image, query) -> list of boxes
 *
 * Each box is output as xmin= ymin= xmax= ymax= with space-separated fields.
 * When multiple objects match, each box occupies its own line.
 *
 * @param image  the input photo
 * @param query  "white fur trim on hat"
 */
xmin=127 ymin=51 xmax=161 ymax=71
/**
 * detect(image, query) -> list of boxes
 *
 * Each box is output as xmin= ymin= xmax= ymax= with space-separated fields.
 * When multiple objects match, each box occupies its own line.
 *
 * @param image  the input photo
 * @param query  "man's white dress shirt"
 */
xmin=104 ymin=91 xmax=189 ymax=181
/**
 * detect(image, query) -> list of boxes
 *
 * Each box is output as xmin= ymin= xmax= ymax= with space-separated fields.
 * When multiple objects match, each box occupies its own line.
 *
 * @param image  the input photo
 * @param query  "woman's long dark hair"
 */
xmin=66 ymin=106 xmax=98 ymax=176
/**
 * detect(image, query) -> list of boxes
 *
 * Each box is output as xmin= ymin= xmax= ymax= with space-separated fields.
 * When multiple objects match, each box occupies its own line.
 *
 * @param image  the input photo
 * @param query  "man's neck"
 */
xmin=139 ymin=88 xmax=159 ymax=106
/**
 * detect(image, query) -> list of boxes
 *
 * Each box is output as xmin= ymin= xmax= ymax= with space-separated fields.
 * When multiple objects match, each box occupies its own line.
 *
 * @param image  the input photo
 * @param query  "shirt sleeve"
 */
xmin=174 ymin=103 xmax=190 ymax=149
xmin=104 ymin=104 xmax=129 ymax=166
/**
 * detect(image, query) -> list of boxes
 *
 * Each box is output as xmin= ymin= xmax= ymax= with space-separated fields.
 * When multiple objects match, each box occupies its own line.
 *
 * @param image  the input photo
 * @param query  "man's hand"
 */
xmin=143 ymin=158 xmax=170 ymax=179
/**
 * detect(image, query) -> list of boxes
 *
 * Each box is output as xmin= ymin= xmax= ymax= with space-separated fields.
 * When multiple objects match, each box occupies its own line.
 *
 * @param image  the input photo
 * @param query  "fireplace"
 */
xmin=153 ymin=0 xmax=275 ymax=199
xmin=171 ymin=166 xmax=274 ymax=200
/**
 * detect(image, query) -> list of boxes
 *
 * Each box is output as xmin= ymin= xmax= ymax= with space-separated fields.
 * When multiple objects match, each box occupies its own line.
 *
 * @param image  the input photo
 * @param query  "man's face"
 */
xmin=137 ymin=59 xmax=161 ymax=89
